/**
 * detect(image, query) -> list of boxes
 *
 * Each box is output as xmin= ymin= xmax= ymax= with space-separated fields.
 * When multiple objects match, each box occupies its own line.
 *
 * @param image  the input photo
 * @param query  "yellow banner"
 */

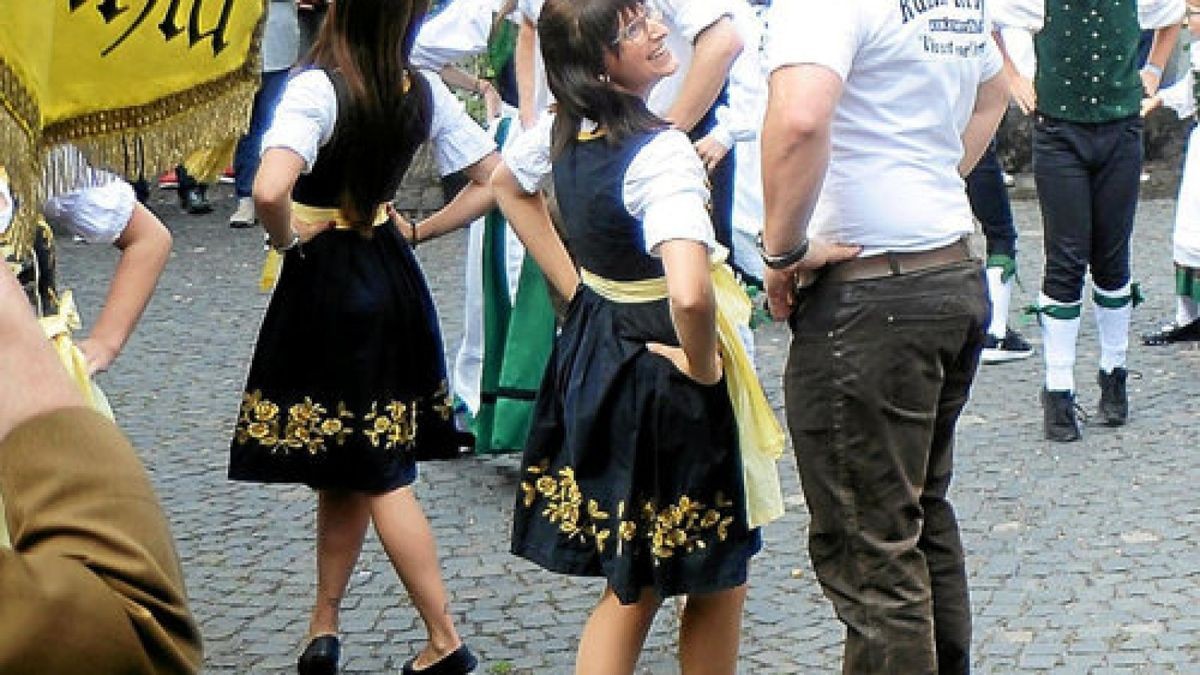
xmin=0 ymin=0 xmax=266 ymax=255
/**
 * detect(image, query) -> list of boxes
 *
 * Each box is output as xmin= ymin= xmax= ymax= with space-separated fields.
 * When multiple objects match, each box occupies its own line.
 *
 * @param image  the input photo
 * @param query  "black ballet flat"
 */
xmin=297 ymin=634 xmax=340 ymax=675
xmin=401 ymin=644 xmax=478 ymax=675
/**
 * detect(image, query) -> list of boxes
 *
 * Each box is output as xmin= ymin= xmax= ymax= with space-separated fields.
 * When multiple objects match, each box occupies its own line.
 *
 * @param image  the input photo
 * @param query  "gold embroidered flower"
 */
xmin=536 ymin=476 xmax=557 ymax=496
xmin=520 ymin=482 xmax=537 ymax=508
xmin=254 ymin=400 xmax=279 ymax=421
xmin=247 ymin=422 xmax=271 ymax=439
xmin=619 ymin=521 xmax=638 ymax=541
xmin=321 ymin=418 xmax=343 ymax=435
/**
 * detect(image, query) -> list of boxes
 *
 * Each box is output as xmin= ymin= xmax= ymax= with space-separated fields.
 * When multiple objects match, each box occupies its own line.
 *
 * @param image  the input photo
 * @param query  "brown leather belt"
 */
xmin=822 ymin=238 xmax=974 ymax=283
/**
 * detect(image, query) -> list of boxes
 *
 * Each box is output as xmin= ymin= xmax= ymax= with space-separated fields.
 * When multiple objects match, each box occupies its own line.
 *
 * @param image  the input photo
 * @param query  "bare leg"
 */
xmin=308 ymin=490 xmax=371 ymax=638
xmin=678 ymin=585 xmax=747 ymax=675
xmin=576 ymin=587 xmax=660 ymax=675
xmin=367 ymin=486 xmax=461 ymax=668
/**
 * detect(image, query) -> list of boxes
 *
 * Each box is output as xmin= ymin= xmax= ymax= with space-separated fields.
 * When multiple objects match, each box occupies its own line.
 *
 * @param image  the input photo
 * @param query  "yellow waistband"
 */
xmin=292 ymin=202 xmax=390 ymax=229
xmin=580 ymin=249 xmax=785 ymax=528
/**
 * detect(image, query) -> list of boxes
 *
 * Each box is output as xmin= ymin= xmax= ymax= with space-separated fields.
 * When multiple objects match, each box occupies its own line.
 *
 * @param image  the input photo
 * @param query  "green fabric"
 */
xmin=1178 ymin=266 xmax=1200 ymax=301
xmin=986 ymin=253 xmax=1017 ymax=283
xmin=1026 ymin=302 xmax=1082 ymax=320
xmin=1034 ymin=0 xmax=1142 ymax=123
xmin=489 ymin=254 xmax=556 ymax=452
xmin=487 ymin=18 xmax=517 ymax=79
xmin=1093 ymin=283 xmax=1143 ymax=308
xmin=472 ymin=118 xmax=556 ymax=455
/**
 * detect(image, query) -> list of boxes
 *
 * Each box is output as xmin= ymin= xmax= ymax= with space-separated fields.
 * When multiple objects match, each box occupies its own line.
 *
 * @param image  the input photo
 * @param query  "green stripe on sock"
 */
xmin=1093 ymin=287 xmax=1134 ymax=309
xmin=1178 ymin=267 xmax=1200 ymax=302
xmin=1025 ymin=303 xmax=1082 ymax=320
xmin=986 ymin=254 xmax=1017 ymax=283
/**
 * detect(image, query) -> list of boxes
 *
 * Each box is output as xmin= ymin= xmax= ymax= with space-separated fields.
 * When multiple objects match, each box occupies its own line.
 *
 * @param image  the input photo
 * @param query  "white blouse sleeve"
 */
xmin=424 ymin=71 xmax=497 ymax=177
xmin=624 ymin=130 xmax=715 ymax=256
xmin=500 ymin=112 xmax=555 ymax=193
xmin=260 ymin=69 xmax=337 ymax=173
xmin=41 ymin=179 xmax=136 ymax=245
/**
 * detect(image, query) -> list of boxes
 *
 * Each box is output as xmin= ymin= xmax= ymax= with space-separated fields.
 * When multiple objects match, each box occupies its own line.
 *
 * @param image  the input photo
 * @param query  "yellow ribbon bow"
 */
xmin=37 ymin=290 xmax=113 ymax=419
xmin=580 ymin=246 xmax=786 ymax=528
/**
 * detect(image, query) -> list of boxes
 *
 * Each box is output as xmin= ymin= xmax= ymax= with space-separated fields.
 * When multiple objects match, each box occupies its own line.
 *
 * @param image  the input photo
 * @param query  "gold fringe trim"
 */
xmin=0 ymin=8 xmax=265 ymax=258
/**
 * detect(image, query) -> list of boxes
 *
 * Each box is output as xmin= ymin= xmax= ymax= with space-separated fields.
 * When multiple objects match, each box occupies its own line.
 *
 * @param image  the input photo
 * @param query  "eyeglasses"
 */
xmin=611 ymin=5 xmax=664 ymax=46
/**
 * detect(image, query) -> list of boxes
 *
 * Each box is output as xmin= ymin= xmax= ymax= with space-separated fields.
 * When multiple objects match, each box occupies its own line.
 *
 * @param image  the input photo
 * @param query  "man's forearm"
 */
xmin=1147 ymin=24 xmax=1182 ymax=71
xmin=664 ymin=18 xmax=743 ymax=132
xmin=761 ymin=67 xmax=838 ymax=253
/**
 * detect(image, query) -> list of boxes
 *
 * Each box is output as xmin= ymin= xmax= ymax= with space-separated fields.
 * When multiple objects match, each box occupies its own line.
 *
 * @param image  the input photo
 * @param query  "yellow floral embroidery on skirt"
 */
xmin=235 ymin=383 xmax=448 ymax=454
xmin=520 ymin=460 xmax=735 ymax=561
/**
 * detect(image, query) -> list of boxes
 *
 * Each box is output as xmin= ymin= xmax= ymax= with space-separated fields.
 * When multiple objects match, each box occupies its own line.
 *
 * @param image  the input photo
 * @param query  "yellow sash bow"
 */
xmin=37 ymin=290 xmax=113 ymax=419
xmin=259 ymin=202 xmax=391 ymax=292
xmin=580 ymin=248 xmax=785 ymax=528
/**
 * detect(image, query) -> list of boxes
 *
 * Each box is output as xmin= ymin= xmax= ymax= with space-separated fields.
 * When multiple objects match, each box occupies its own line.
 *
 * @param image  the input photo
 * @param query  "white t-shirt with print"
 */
xmin=766 ymin=0 xmax=1003 ymax=255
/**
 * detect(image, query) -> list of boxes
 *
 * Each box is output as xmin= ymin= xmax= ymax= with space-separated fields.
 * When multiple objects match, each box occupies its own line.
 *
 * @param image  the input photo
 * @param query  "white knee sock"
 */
xmin=1094 ymin=283 xmax=1133 ymax=373
xmin=1177 ymin=296 xmax=1199 ymax=325
xmin=1040 ymin=292 xmax=1082 ymax=391
xmin=985 ymin=267 xmax=1013 ymax=339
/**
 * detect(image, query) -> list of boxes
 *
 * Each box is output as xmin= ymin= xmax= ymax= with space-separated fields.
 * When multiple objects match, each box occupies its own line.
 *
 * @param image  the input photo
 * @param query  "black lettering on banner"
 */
xmin=65 ymin=0 xmax=236 ymax=58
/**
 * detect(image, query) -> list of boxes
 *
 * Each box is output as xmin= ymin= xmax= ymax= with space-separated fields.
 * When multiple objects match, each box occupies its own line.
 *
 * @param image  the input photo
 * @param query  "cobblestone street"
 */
xmin=55 ymin=186 xmax=1200 ymax=674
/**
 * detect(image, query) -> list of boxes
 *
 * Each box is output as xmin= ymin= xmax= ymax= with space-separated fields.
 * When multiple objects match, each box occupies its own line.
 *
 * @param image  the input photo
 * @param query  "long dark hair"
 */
xmin=537 ymin=0 xmax=667 ymax=158
xmin=303 ymin=0 xmax=433 ymax=234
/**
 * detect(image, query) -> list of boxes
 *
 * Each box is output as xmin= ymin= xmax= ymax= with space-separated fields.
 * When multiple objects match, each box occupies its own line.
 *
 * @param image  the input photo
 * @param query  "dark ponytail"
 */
xmin=304 ymin=0 xmax=433 ymax=235
xmin=537 ymin=0 xmax=667 ymax=159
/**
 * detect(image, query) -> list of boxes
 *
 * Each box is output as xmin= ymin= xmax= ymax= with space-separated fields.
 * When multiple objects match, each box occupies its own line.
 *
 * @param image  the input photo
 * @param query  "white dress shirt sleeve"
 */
xmin=990 ymin=0 xmax=1045 ymax=32
xmin=1139 ymin=0 xmax=1187 ymax=29
xmin=653 ymin=0 xmax=733 ymax=43
xmin=412 ymin=0 xmax=493 ymax=70
xmin=625 ymin=130 xmax=715 ymax=256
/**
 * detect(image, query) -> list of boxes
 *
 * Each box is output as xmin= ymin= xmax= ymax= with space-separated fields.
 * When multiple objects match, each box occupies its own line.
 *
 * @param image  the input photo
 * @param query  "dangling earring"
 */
xmin=599 ymin=72 xmax=610 ymax=83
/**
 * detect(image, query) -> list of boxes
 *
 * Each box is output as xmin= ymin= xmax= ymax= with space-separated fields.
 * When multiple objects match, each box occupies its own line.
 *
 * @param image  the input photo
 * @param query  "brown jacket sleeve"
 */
xmin=0 ymin=408 xmax=203 ymax=674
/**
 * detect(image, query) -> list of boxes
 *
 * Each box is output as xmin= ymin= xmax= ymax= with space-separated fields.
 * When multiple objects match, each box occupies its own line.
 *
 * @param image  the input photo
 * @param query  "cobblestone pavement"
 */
xmin=55 ymin=185 xmax=1199 ymax=674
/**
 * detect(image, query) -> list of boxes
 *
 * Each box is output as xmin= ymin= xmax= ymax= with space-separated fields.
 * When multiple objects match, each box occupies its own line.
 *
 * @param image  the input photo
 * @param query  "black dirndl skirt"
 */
xmin=511 ymin=288 xmax=758 ymax=604
xmin=229 ymin=223 xmax=458 ymax=493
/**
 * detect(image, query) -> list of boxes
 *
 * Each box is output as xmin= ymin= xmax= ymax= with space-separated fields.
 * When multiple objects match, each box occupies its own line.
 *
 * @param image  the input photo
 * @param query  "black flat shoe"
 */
xmin=298 ymin=634 xmax=340 ymax=675
xmin=401 ymin=645 xmax=477 ymax=675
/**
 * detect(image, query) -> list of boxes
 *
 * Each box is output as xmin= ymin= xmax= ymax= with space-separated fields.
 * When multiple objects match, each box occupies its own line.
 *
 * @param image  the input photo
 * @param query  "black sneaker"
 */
xmin=181 ymin=187 xmax=213 ymax=215
xmin=981 ymin=328 xmax=1035 ymax=364
xmin=1097 ymin=367 xmax=1128 ymax=427
xmin=1041 ymin=388 xmax=1081 ymax=442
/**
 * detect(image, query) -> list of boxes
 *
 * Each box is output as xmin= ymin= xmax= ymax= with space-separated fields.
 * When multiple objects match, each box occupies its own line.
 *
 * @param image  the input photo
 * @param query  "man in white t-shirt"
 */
xmin=760 ymin=1 xmax=1008 ymax=671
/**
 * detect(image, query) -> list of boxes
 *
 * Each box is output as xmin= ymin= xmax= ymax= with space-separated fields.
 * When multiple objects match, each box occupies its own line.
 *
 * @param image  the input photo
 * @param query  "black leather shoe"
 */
xmin=401 ymin=645 xmax=478 ymax=675
xmin=181 ymin=187 xmax=213 ymax=215
xmin=297 ymin=635 xmax=340 ymax=675
xmin=1097 ymin=367 xmax=1129 ymax=427
xmin=1142 ymin=317 xmax=1200 ymax=345
xmin=1041 ymin=388 xmax=1082 ymax=442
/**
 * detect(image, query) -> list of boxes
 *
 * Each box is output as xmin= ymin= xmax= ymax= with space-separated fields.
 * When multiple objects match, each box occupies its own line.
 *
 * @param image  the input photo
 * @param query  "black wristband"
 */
xmin=757 ymin=232 xmax=809 ymax=270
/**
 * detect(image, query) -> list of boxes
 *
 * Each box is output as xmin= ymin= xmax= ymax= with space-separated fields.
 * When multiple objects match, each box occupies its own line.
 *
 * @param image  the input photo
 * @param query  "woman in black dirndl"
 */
xmin=227 ymin=1 xmax=497 ymax=672
xmin=492 ymin=0 xmax=776 ymax=671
